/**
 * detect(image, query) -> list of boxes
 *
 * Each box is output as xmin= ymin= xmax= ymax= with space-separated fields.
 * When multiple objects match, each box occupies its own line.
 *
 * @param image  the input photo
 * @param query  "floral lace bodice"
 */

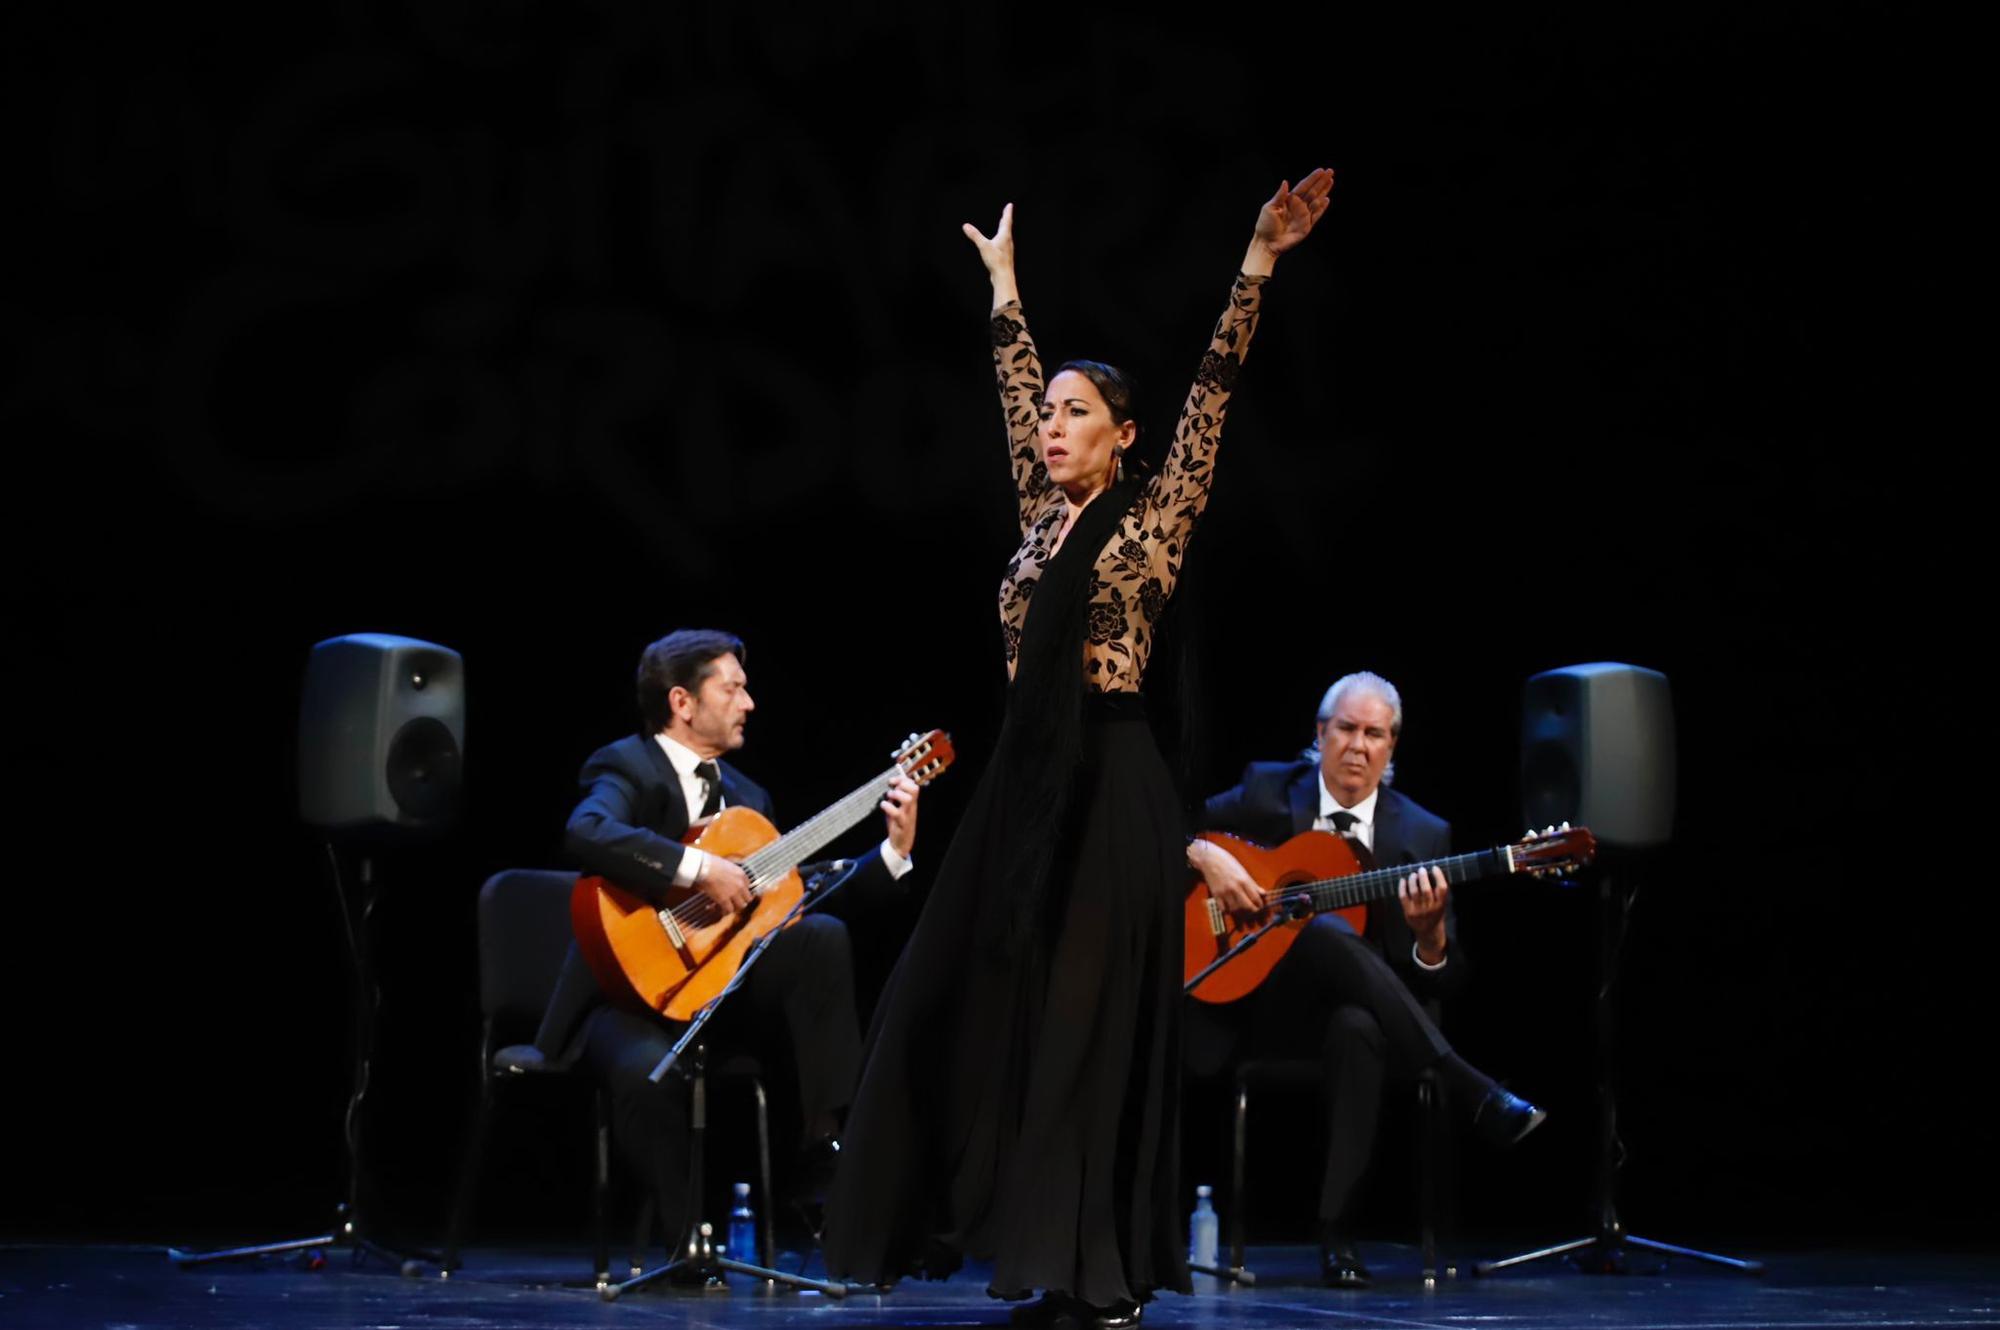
xmin=993 ymin=273 xmax=1266 ymax=691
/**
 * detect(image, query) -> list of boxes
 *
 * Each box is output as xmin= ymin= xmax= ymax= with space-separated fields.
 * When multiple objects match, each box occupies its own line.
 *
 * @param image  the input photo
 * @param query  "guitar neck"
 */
xmin=1299 ymin=846 xmax=1514 ymax=914
xmin=739 ymin=766 xmax=899 ymax=887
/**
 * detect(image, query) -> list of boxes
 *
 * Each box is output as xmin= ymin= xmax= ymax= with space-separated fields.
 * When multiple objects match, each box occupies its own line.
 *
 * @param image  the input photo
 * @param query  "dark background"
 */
xmin=8 ymin=4 xmax=1974 ymax=1254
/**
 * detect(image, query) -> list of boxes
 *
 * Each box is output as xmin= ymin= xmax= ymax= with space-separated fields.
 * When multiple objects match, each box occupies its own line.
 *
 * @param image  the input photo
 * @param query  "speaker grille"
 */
xmin=386 ymin=716 xmax=462 ymax=821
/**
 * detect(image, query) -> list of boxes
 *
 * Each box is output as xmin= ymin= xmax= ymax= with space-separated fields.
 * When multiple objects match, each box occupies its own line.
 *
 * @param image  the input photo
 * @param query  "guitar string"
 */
xmin=1220 ymin=841 xmax=1586 ymax=917
xmin=660 ymin=748 xmax=939 ymax=931
xmin=665 ymin=773 xmax=890 ymax=929
xmin=1251 ymin=851 xmax=1491 ymax=905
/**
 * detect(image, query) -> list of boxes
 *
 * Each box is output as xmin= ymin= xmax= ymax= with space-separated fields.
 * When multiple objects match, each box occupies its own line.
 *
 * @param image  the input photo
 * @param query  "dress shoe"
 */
xmin=1319 ymin=1234 xmax=1371 ymax=1288
xmin=1008 ymin=1291 xmax=1079 ymax=1326
xmin=1086 ymin=1300 xmax=1142 ymax=1328
xmin=791 ymin=1134 xmax=842 ymax=1203
xmin=1473 ymin=1084 xmax=1547 ymax=1148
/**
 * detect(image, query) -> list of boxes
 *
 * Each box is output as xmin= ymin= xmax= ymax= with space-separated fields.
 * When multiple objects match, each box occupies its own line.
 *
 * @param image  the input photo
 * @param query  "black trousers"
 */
xmin=1185 ymin=915 xmax=1455 ymax=1224
xmin=581 ymin=913 xmax=861 ymax=1243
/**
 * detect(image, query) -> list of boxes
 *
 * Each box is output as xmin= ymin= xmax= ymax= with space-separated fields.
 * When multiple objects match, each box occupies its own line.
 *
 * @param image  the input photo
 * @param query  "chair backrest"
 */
xmin=476 ymin=868 xmax=582 ymax=1033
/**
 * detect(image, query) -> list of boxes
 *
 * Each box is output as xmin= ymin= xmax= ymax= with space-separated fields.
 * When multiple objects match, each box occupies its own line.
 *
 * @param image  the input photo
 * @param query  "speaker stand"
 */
xmin=1475 ymin=871 xmax=1761 ymax=1279
xmin=170 ymin=847 xmax=438 ymax=1275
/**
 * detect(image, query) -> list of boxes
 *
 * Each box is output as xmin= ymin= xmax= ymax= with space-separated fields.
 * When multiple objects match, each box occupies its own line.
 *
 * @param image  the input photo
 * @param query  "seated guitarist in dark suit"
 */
xmin=533 ymin=628 xmax=920 ymax=1253
xmin=1184 ymin=671 xmax=1541 ymax=1287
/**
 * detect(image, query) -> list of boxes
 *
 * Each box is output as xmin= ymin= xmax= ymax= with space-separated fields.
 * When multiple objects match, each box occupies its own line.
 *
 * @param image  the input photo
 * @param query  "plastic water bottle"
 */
xmin=727 ymin=1182 xmax=756 ymax=1263
xmin=1189 ymin=1184 xmax=1219 ymax=1269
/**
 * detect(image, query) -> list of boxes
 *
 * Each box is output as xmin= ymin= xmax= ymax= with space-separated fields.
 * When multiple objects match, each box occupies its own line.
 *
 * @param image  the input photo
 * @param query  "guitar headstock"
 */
xmin=892 ymin=730 xmax=956 ymax=786
xmin=1512 ymin=823 xmax=1597 ymax=878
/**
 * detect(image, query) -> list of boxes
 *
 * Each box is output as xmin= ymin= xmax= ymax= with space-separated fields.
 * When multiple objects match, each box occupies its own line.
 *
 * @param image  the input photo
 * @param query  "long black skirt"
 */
xmin=824 ymin=696 xmax=1191 ymax=1307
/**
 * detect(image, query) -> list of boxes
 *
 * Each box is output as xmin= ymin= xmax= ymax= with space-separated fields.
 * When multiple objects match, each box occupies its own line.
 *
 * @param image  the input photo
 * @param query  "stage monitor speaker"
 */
xmin=1521 ymin=662 xmax=1674 ymax=849
xmin=299 ymin=633 xmax=464 ymax=832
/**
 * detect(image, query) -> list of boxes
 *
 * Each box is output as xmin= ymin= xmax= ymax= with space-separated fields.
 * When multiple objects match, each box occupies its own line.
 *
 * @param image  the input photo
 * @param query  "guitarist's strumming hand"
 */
xmin=698 ymin=856 xmax=755 ymax=914
xmin=1188 ymin=838 xmax=1268 ymax=916
xmin=1398 ymin=866 xmax=1449 ymax=965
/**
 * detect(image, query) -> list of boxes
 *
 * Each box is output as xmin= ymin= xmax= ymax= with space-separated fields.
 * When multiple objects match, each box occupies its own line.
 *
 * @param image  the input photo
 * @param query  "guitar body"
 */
xmin=571 ymin=804 xmax=806 ymax=1022
xmin=1184 ymin=830 xmax=1369 ymax=1004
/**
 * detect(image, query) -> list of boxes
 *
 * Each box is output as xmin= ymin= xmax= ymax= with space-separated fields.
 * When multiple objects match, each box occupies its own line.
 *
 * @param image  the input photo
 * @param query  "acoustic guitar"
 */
xmin=1184 ymin=824 xmax=1596 ymax=1003
xmin=572 ymin=730 xmax=955 ymax=1021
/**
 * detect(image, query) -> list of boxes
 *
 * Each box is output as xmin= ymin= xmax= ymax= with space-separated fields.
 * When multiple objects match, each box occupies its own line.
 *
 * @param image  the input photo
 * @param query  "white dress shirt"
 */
xmin=1314 ymin=777 xmax=1380 ymax=851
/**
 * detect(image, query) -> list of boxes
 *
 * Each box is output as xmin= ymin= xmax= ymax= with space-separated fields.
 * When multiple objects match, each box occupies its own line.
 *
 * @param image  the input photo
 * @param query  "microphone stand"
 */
xmin=604 ymin=859 xmax=862 ymax=1301
xmin=1181 ymin=895 xmax=1311 ymax=1287
xmin=1183 ymin=896 xmax=1311 ymax=998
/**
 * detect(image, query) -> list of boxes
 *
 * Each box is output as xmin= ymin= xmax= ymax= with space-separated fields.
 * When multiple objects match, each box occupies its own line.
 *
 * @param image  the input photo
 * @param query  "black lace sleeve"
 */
xmin=990 ymin=301 xmax=1059 ymax=532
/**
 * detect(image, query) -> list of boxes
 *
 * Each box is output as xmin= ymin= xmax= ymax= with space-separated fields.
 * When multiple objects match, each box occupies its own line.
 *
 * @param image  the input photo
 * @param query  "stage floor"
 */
xmin=4 ymin=1241 xmax=1995 ymax=1329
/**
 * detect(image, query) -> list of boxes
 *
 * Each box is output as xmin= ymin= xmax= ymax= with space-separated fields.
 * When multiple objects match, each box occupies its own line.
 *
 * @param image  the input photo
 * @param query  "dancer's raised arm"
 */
xmin=1145 ymin=169 xmax=1334 ymax=549
xmin=967 ymin=204 xmax=1055 ymax=529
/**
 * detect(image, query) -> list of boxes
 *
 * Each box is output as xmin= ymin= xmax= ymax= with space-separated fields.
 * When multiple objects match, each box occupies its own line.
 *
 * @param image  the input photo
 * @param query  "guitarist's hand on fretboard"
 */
xmin=1397 ymin=865 xmax=1450 ymax=964
xmin=1188 ymin=838 xmax=1268 ymax=916
xmin=882 ymin=773 xmax=920 ymax=859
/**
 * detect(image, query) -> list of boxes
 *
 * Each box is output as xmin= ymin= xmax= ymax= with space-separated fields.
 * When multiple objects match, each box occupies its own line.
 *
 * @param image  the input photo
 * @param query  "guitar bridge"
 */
xmin=1207 ymin=896 xmax=1226 ymax=938
xmin=656 ymin=907 xmax=699 ymax=971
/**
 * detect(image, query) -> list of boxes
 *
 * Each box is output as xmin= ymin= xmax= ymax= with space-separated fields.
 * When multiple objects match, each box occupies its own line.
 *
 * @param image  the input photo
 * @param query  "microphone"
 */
xmin=799 ymin=859 xmax=854 ymax=891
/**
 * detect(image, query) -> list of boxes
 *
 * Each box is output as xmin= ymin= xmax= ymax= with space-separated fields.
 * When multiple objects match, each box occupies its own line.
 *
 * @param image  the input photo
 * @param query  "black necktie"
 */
xmin=694 ymin=760 xmax=723 ymax=818
xmin=1327 ymin=810 xmax=1358 ymax=839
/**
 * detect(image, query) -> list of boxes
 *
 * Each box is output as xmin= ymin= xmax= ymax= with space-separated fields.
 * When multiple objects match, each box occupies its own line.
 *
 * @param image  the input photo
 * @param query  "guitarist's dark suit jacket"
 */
xmin=1189 ymin=759 xmax=1469 ymax=1225
xmin=535 ymin=732 xmax=899 ymax=1238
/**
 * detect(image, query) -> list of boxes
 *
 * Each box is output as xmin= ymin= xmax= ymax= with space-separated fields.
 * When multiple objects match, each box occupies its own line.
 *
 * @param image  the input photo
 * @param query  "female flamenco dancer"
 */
xmin=823 ymin=167 xmax=1334 ymax=1328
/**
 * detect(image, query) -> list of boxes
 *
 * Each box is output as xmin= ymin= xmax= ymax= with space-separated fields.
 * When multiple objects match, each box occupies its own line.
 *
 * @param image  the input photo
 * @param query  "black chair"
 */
xmin=1226 ymin=1050 xmax=1456 ymax=1286
xmin=443 ymin=869 xmax=613 ymax=1286
xmin=444 ymin=869 xmax=778 ymax=1286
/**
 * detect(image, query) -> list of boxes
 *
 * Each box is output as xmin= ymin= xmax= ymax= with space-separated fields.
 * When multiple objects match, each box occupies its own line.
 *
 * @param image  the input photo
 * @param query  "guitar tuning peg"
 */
xmin=1559 ymin=821 xmax=1571 ymax=831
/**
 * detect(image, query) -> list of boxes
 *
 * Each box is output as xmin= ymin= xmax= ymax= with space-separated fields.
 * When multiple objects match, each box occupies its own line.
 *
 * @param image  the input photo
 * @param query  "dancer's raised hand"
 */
xmin=962 ymin=203 xmax=1019 ymax=306
xmin=1246 ymin=167 xmax=1334 ymax=274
